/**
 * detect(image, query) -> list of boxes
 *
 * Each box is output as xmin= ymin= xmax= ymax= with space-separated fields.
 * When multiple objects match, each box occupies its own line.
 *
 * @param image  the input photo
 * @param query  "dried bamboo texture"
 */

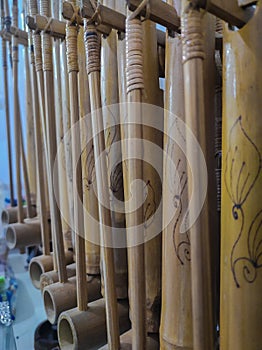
xmin=52 ymin=1 xmax=73 ymax=252
xmin=24 ymin=43 xmax=37 ymax=204
xmin=181 ymin=2 xmax=215 ymax=349
xmin=101 ymin=0 xmax=128 ymax=299
xmin=77 ymin=25 xmax=100 ymax=275
xmin=220 ymin=5 xmax=262 ymax=349
xmin=142 ymin=19 xmax=162 ymax=333
xmin=160 ymin=1 xmax=193 ymax=348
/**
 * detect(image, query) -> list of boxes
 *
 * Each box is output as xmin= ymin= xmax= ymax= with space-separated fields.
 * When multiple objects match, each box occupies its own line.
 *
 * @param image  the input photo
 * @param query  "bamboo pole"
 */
xmin=124 ymin=11 xmax=146 ymax=350
xmin=77 ymin=24 xmax=100 ymax=275
xmin=84 ymin=21 xmax=120 ymax=349
xmin=1 ymin=0 xmax=14 ymax=208
xmin=181 ymin=1 xmax=215 ymax=349
xmin=40 ymin=0 xmax=67 ymax=283
xmin=12 ymin=0 xmax=23 ymax=224
xmin=27 ymin=0 xmax=56 ymax=288
xmin=160 ymin=1 xmax=193 ymax=348
xmin=100 ymin=0 xmax=128 ymax=299
xmin=220 ymin=4 xmax=262 ymax=349
xmin=52 ymin=0 xmax=73 ymax=253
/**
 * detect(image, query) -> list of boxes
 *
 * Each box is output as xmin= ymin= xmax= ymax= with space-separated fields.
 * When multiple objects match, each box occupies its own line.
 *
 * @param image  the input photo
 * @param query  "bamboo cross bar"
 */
xmin=26 ymin=14 xmax=66 ymax=39
xmin=196 ymin=0 xmax=255 ymax=28
xmin=127 ymin=0 xmax=180 ymax=32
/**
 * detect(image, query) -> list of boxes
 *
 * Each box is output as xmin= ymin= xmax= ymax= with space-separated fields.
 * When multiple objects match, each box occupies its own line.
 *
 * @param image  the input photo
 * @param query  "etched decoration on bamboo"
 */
xmin=225 ymin=116 xmax=262 ymax=287
xmin=82 ymin=142 xmax=96 ymax=191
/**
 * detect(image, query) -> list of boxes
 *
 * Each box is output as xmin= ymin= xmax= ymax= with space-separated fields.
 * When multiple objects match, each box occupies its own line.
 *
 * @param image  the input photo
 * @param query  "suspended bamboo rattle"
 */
xmin=160 ymin=0 xmax=193 ymax=348
xmin=5 ymin=0 xmax=41 ymax=250
xmin=220 ymin=4 xmax=262 ymax=349
xmin=57 ymin=8 xmax=129 ymax=349
xmin=43 ymin=4 xmax=101 ymax=324
xmin=181 ymin=1 xmax=214 ymax=349
xmin=27 ymin=0 xmax=58 ymax=288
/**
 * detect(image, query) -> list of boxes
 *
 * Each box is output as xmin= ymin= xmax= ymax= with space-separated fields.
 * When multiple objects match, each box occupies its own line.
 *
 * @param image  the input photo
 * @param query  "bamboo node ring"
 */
xmin=181 ymin=7 xmax=205 ymax=64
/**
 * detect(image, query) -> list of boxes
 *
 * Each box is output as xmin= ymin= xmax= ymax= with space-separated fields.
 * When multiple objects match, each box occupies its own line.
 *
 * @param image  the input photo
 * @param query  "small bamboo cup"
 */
xmin=29 ymin=251 xmax=74 ymax=289
xmin=5 ymin=218 xmax=42 ymax=249
xmin=1 ymin=206 xmax=36 ymax=225
xmin=43 ymin=275 xmax=102 ymax=324
xmin=58 ymin=299 xmax=130 ymax=350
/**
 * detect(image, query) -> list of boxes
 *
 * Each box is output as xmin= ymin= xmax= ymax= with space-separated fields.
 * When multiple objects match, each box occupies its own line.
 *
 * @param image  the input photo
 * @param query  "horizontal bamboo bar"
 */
xmin=197 ymin=0 xmax=255 ymax=27
xmin=127 ymin=0 xmax=180 ymax=32
xmin=26 ymin=14 xmax=65 ymax=38
xmin=62 ymin=2 xmax=111 ymax=35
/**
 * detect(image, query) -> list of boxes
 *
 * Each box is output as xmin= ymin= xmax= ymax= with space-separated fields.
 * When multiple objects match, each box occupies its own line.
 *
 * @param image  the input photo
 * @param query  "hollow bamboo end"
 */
xmin=1 ymin=209 xmax=9 ymax=225
xmin=5 ymin=221 xmax=42 ymax=249
xmin=29 ymin=255 xmax=54 ymax=289
xmin=1 ymin=206 xmax=37 ymax=225
xmin=43 ymin=281 xmax=78 ymax=324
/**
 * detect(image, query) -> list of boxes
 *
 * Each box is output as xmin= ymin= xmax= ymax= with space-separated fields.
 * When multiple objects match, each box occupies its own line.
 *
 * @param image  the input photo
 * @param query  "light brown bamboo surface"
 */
xmin=181 ymin=2 xmax=215 ymax=349
xmin=40 ymin=0 xmax=67 ymax=283
xmin=29 ymin=30 xmax=50 ymax=255
xmin=220 ymin=4 xmax=262 ymax=349
xmin=1 ymin=0 xmax=15 ymax=207
xmin=66 ymin=19 xmax=88 ymax=312
xmin=77 ymin=25 xmax=100 ymax=276
xmin=101 ymin=0 xmax=128 ymax=299
xmin=141 ymin=19 xmax=163 ymax=334
xmin=60 ymin=38 xmax=75 ymax=250
xmin=12 ymin=0 xmax=24 ymax=223
xmin=24 ymin=36 xmax=37 ymax=203
xmin=52 ymin=1 xmax=72 ymax=252
xmin=160 ymin=1 xmax=193 ymax=348
xmin=85 ymin=22 xmax=120 ymax=349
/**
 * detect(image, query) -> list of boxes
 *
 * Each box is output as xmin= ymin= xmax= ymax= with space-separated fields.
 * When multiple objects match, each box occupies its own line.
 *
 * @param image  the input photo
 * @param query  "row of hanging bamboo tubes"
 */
xmin=0 ymin=0 xmax=261 ymax=349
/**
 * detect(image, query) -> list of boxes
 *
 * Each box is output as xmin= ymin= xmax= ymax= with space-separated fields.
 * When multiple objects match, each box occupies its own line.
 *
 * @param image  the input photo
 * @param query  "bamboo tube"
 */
xmin=220 ymin=5 xmax=262 ymax=349
xmin=160 ymin=1 xmax=193 ymax=348
xmin=43 ymin=274 xmax=102 ymax=324
xmin=1 ymin=0 xmax=14 ymax=208
xmin=52 ymin=0 xmax=73 ymax=252
xmin=40 ymin=263 xmax=77 ymax=292
xmin=124 ymin=11 xmax=147 ymax=349
xmin=141 ymin=19 xmax=162 ymax=334
xmin=84 ymin=20 xmax=120 ymax=349
xmin=26 ymin=0 xmax=55 ymax=287
xmin=77 ymin=25 xmax=100 ymax=275
xmin=58 ymin=299 xmax=130 ymax=350
xmin=100 ymin=0 xmax=128 ymax=299
xmin=12 ymin=0 xmax=23 ymax=224
xmin=181 ymin=2 xmax=214 ymax=349
xmin=24 ymin=17 xmax=37 ymax=204
xmin=1 ymin=205 xmax=35 ymax=225
xmin=40 ymin=0 xmax=67 ymax=283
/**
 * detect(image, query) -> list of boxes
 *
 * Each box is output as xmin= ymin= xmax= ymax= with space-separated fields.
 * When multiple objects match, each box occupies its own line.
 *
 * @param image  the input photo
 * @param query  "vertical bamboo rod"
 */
xmin=53 ymin=1 xmax=72 ymax=252
xmin=181 ymin=2 xmax=214 ymax=349
xmin=66 ymin=16 xmax=88 ymax=311
xmin=40 ymin=0 xmax=67 ymax=283
xmin=12 ymin=0 xmax=23 ymax=223
xmin=1 ymin=0 xmax=15 ymax=207
xmin=84 ymin=21 xmax=120 ymax=349
xmin=160 ymin=1 xmax=193 ymax=348
xmin=29 ymin=29 xmax=50 ymax=255
xmin=125 ymin=13 xmax=146 ymax=350
xmin=77 ymin=25 xmax=100 ymax=275
xmin=101 ymin=0 xmax=128 ymax=299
